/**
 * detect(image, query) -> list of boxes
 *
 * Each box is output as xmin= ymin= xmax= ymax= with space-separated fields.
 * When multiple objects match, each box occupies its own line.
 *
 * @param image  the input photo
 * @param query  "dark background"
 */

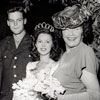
xmin=0 ymin=0 xmax=65 ymax=40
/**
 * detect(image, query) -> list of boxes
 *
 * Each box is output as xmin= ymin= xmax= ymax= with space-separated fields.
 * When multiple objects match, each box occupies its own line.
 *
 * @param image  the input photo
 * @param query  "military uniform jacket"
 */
xmin=0 ymin=33 xmax=33 ymax=100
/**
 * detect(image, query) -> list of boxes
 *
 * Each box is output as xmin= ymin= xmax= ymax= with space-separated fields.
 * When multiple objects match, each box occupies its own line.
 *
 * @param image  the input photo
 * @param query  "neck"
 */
xmin=66 ymin=42 xmax=82 ymax=53
xmin=13 ymin=30 xmax=26 ymax=48
xmin=40 ymin=54 xmax=51 ymax=63
xmin=13 ymin=30 xmax=26 ymax=41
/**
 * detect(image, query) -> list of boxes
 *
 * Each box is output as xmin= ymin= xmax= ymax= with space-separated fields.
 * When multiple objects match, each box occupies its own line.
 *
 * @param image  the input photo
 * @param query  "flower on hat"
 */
xmin=52 ymin=0 xmax=100 ymax=30
xmin=52 ymin=5 xmax=88 ymax=29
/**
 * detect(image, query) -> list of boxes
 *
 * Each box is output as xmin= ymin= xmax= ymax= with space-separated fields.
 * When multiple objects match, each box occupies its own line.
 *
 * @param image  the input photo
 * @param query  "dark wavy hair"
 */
xmin=32 ymin=28 xmax=62 ymax=61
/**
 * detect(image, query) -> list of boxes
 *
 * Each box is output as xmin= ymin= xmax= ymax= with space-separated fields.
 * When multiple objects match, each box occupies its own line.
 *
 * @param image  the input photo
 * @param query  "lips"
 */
xmin=67 ymin=37 xmax=77 ymax=41
xmin=14 ymin=27 xmax=19 ymax=29
xmin=40 ymin=48 xmax=47 ymax=51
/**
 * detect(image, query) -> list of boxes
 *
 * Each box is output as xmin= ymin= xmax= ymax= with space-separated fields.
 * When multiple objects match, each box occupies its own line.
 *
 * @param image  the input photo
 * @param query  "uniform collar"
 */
xmin=6 ymin=33 xmax=32 ymax=54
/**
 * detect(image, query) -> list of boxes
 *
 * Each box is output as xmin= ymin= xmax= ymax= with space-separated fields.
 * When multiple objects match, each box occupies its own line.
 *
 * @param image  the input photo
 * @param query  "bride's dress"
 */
xmin=12 ymin=60 xmax=65 ymax=100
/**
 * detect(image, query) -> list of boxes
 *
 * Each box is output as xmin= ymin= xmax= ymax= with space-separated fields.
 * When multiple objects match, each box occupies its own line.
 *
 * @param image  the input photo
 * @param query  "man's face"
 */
xmin=7 ymin=11 xmax=26 ymax=35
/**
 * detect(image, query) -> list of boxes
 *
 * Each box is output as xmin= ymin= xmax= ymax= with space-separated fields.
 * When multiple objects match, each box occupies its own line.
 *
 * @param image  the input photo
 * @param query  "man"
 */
xmin=0 ymin=6 xmax=33 ymax=100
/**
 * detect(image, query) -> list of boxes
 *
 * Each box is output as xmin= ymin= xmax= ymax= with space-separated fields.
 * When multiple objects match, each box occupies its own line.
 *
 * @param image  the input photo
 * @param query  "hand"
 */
xmin=28 ymin=90 xmax=36 ymax=96
xmin=41 ymin=93 xmax=57 ymax=100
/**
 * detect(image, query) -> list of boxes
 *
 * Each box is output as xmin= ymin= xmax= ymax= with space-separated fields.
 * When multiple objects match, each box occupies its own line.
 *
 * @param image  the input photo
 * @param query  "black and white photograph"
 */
xmin=0 ymin=0 xmax=100 ymax=100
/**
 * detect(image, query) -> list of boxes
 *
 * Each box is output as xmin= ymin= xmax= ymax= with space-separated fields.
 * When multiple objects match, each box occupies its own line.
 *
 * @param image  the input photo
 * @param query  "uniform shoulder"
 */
xmin=0 ymin=36 xmax=12 ymax=47
xmin=25 ymin=34 xmax=33 ymax=42
xmin=0 ymin=36 xmax=11 ymax=42
xmin=25 ymin=33 xmax=33 ymax=39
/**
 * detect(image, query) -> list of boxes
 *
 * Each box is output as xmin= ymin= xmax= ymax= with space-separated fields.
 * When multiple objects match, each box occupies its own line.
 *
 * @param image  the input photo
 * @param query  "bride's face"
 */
xmin=36 ymin=33 xmax=53 ymax=56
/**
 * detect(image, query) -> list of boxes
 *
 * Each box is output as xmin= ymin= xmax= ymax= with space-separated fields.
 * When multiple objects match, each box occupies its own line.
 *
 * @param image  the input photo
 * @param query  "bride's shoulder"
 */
xmin=51 ymin=61 xmax=59 ymax=69
xmin=52 ymin=60 xmax=59 ymax=66
xmin=26 ymin=61 xmax=39 ymax=70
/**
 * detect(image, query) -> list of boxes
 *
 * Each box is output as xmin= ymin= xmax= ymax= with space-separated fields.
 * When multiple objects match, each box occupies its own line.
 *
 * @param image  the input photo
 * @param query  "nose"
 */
xmin=14 ymin=21 xmax=18 ymax=26
xmin=42 ymin=42 xmax=46 ymax=47
xmin=69 ymin=30 xmax=74 ymax=35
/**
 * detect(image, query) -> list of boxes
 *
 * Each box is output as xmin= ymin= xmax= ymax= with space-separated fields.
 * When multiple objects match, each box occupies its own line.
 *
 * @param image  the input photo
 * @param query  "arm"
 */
xmin=57 ymin=70 xmax=100 ymax=100
xmin=81 ymin=69 xmax=100 ymax=92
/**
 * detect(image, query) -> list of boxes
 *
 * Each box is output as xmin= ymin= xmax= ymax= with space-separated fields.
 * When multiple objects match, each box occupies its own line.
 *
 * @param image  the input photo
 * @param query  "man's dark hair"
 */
xmin=7 ymin=6 xmax=26 ymax=19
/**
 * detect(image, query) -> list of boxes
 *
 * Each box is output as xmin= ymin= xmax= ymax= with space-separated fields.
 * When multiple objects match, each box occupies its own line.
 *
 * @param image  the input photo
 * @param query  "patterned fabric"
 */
xmin=52 ymin=5 xmax=90 ymax=29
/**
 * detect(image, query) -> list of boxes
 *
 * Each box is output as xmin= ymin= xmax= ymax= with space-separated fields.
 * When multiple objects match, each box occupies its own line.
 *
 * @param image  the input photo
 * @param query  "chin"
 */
xmin=68 ymin=43 xmax=79 ymax=48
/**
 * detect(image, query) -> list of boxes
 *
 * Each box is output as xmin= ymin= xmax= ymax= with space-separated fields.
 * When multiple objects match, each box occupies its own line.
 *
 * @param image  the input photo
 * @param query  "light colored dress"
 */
xmin=12 ymin=60 xmax=65 ymax=100
xmin=26 ymin=60 xmax=65 ymax=98
xmin=53 ymin=42 xmax=100 ymax=100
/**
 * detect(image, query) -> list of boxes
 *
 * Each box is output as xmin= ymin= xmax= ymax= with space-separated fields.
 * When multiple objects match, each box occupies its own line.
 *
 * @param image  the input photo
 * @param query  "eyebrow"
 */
xmin=8 ymin=18 xmax=23 ymax=20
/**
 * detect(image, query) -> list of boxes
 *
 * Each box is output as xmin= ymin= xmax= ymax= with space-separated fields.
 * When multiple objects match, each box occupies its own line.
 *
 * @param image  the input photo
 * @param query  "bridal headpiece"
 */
xmin=34 ymin=22 xmax=54 ymax=32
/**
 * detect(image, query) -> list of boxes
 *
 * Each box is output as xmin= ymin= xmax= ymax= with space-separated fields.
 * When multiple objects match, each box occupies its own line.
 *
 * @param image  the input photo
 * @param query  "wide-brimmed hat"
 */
xmin=52 ymin=5 xmax=89 ymax=29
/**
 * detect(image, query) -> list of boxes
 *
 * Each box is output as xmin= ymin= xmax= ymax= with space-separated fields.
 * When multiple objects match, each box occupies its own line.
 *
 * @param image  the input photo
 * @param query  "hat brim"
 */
xmin=52 ymin=15 xmax=85 ymax=29
xmin=52 ymin=5 xmax=86 ymax=30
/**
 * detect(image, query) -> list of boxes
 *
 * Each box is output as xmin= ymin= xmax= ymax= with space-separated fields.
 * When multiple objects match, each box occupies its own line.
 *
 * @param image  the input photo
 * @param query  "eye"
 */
xmin=9 ymin=19 xmax=14 ymax=23
xmin=46 ymin=41 xmax=50 ymax=43
xmin=37 ymin=40 xmax=42 ymax=43
xmin=18 ymin=19 xmax=23 ymax=21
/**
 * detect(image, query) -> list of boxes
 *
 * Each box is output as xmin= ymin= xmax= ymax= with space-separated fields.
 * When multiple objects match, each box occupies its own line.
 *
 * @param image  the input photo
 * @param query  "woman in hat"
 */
xmin=52 ymin=5 xmax=100 ymax=100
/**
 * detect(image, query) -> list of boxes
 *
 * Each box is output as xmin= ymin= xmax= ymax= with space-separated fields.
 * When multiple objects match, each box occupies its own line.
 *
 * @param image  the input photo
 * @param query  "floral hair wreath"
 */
xmin=34 ymin=22 xmax=54 ymax=32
